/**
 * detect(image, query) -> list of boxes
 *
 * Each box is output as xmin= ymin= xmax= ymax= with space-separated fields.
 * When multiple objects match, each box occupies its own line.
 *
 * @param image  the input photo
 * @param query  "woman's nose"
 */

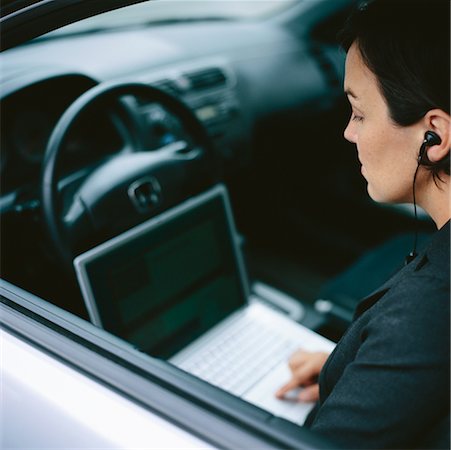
xmin=343 ymin=120 xmax=356 ymax=144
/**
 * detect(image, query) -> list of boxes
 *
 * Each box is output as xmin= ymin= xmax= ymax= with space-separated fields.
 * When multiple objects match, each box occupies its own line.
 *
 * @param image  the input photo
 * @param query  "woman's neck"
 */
xmin=418 ymin=175 xmax=451 ymax=229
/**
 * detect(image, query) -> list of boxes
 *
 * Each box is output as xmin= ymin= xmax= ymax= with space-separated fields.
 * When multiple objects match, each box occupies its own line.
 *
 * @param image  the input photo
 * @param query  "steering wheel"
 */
xmin=41 ymin=81 xmax=217 ymax=266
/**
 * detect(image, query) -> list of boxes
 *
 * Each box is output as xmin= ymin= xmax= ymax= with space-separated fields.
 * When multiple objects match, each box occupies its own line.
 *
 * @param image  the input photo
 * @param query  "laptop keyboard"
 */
xmin=178 ymin=315 xmax=300 ymax=397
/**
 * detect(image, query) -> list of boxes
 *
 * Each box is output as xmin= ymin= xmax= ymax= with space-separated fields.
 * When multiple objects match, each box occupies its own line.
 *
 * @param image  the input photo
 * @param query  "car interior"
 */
xmin=0 ymin=0 xmax=437 ymax=447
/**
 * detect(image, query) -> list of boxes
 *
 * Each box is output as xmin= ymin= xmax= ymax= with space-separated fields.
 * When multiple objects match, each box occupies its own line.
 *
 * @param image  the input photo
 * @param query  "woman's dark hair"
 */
xmin=339 ymin=0 xmax=450 ymax=178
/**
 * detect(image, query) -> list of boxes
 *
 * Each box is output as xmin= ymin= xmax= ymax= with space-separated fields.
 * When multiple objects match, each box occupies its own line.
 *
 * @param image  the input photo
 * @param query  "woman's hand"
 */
xmin=275 ymin=350 xmax=330 ymax=402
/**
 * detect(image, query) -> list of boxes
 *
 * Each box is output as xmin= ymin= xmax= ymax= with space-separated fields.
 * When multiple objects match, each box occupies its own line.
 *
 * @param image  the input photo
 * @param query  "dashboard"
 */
xmin=0 ymin=15 xmax=344 ymax=192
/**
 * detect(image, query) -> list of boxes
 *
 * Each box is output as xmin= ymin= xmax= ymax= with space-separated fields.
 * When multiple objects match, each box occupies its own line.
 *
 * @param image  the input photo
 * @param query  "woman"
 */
xmin=276 ymin=0 xmax=450 ymax=448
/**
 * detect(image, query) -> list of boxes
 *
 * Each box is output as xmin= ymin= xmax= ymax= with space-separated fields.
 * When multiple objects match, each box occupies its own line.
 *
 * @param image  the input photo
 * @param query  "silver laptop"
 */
xmin=74 ymin=184 xmax=334 ymax=424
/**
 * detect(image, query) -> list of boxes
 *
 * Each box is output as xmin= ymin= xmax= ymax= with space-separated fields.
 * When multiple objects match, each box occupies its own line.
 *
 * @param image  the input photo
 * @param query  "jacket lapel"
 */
xmin=353 ymin=258 xmax=419 ymax=319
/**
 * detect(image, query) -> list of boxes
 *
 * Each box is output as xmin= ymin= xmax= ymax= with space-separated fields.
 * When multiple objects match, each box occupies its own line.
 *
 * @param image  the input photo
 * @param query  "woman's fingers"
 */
xmin=288 ymin=349 xmax=310 ymax=370
xmin=275 ymin=377 xmax=300 ymax=399
xmin=288 ymin=350 xmax=329 ymax=373
xmin=298 ymin=384 xmax=320 ymax=402
xmin=275 ymin=363 xmax=317 ymax=398
xmin=275 ymin=351 xmax=330 ymax=400
xmin=275 ymin=378 xmax=320 ymax=402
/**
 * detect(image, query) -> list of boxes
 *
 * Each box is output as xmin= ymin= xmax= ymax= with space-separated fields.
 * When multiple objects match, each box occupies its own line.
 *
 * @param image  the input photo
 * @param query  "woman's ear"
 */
xmin=424 ymin=109 xmax=450 ymax=162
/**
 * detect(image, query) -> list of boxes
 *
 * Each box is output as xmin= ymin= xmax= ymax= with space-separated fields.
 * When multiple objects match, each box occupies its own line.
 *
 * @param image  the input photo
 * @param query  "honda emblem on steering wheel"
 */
xmin=128 ymin=176 xmax=162 ymax=213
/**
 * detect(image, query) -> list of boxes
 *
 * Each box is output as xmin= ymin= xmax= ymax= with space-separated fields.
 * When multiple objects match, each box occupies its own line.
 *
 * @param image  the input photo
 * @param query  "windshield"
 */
xmin=42 ymin=0 xmax=299 ymax=39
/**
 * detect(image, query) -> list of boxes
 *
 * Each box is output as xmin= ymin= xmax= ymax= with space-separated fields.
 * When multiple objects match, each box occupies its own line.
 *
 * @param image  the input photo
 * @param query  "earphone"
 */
xmin=418 ymin=130 xmax=442 ymax=163
xmin=406 ymin=130 xmax=442 ymax=264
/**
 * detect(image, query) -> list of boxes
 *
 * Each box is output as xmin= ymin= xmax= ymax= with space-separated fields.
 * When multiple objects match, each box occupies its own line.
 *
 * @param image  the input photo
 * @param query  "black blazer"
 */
xmin=305 ymin=221 xmax=450 ymax=449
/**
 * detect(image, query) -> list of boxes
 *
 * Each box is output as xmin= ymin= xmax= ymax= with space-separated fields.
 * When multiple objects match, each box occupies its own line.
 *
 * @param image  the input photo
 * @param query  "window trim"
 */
xmin=0 ymin=0 xmax=147 ymax=51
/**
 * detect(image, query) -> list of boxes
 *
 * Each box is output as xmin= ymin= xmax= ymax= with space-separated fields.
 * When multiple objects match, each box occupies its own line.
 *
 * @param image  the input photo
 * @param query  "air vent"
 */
xmin=152 ymin=79 xmax=180 ymax=97
xmin=185 ymin=67 xmax=227 ymax=91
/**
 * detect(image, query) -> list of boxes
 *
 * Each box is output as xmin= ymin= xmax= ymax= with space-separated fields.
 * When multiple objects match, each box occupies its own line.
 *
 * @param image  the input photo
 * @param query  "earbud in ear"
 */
xmin=418 ymin=131 xmax=442 ymax=163
xmin=424 ymin=130 xmax=442 ymax=146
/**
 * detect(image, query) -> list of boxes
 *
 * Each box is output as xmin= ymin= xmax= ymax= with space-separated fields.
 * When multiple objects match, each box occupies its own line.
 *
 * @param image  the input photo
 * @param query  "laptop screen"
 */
xmin=74 ymin=186 xmax=248 ymax=358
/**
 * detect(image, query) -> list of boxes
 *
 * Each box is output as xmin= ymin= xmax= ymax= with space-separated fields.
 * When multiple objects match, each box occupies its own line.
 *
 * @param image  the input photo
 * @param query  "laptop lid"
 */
xmin=74 ymin=184 xmax=250 ymax=358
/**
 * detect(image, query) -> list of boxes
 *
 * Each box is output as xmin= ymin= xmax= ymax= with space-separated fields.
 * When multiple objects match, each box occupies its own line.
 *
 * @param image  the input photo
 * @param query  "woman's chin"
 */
xmin=366 ymin=184 xmax=383 ymax=203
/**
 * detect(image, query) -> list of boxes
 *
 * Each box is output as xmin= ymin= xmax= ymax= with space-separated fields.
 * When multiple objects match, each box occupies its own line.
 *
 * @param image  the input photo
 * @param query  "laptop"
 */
xmin=74 ymin=184 xmax=335 ymax=424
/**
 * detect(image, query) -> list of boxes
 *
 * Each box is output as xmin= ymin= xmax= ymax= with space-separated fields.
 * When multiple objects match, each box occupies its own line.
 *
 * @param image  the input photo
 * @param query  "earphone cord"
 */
xmin=410 ymin=160 xmax=422 ymax=258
